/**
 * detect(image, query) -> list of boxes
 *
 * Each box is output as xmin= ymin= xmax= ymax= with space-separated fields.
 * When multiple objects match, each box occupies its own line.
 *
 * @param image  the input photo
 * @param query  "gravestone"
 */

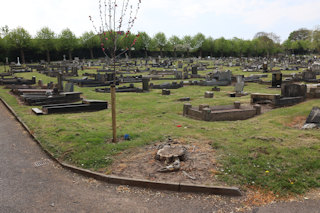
xmin=218 ymin=70 xmax=232 ymax=82
xmin=57 ymin=72 xmax=63 ymax=91
xmin=142 ymin=77 xmax=150 ymax=91
xmin=63 ymin=55 xmax=66 ymax=61
xmin=38 ymin=80 xmax=43 ymax=88
xmin=191 ymin=66 xmax=198 ymax=75
xmin=204 ymin=91 xmax=214 ymax=98
xmin=263 ymin=62 xmax=268 ymax=72
xmin=235 ymin=75 xmax=244 ymax=94
xmin=174 ymin=71 xmax=182 ymax=79
xmin=305 ymin=107 xmax=320 ymax=124
xmin=281 ymin=84 xmax=307 ymax=97
xmin=302 ymin=71 xmax=316 ymax=81
xmin=17 ymin=57 xmax=21 ymax=66
xmin=64 ymin=83 xmax=74 ymax=92
xmin=162 ymin=89 xmax=170 ymax=95
xmin=272 ymin=73 xmax=282 ymax=88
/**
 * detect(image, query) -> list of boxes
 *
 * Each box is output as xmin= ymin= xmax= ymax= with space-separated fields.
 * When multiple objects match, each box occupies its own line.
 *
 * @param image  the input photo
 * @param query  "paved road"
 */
xmin=0 ymin=101 xmax=319 ymax=213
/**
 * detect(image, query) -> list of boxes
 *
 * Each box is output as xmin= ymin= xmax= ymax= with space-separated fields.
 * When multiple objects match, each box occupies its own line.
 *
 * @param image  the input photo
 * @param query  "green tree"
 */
xmin=203 ymin=36 xmax=214 ymax=57
xmin=192 ymin=33 xmax=206 ymax=57
xmin=253 ymin=32 xmax=281 ymax=57
xmin=214 ymin=37 xmax=232 ymax=56
xmin=80 ymin=31 xmax=99 ymax=59
xmin=288 ymin=28 xmax=311 ymax=41
xmin=58 ymin=28 xmax=78 ymax=60
xmin=168 ymin=35 xmax=181 ymax=58
xmin=35 ymin=27 xmax=56 ymax=63
xmin=135 ymin=32 xmax=151 ymax=57
xmin=182 ymin=35 xmax=192 ymax=57
xmin=119 ymin=32 xmax=137 ymax=58
xmin=6 ymin=27 xmax=31 ymax=64
xmin=311 ymin=27 xmax=320 ymax=53
xmin=153 ymin=32 xmax=167 ymax=57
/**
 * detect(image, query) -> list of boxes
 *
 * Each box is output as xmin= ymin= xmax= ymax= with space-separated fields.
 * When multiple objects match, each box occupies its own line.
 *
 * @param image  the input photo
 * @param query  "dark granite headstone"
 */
xmin=306 ymin=107 xmax=320 ymax=124
xmin=272 ymin=73 xmax=282 ymax=88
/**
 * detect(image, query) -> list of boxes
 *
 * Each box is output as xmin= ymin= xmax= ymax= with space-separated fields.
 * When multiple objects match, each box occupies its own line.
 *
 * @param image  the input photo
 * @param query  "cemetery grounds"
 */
xmin=0 ymin=61 xmax=319 ymax=200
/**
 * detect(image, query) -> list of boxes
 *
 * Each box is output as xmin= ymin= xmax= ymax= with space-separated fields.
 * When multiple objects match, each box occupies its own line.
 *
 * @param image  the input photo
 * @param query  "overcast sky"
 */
xmin=1 ymin=0 xmax=320 ymax=42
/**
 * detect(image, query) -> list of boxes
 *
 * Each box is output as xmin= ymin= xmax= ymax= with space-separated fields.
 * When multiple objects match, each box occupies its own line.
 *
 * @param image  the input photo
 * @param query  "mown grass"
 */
xmin=0 ymin=62 xmax=319 ymax=195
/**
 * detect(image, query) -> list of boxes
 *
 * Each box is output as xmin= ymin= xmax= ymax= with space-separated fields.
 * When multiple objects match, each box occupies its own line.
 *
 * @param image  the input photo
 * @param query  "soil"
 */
xmin=108 ymin=137 xmax=228 ymax=186
xmin=286 ymin=116 xmax=307 ymax=128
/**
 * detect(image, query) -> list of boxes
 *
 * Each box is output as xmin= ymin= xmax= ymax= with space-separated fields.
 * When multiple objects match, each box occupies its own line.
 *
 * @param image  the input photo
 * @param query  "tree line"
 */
xmin=0 ymin=26 xmax=320 ymax=64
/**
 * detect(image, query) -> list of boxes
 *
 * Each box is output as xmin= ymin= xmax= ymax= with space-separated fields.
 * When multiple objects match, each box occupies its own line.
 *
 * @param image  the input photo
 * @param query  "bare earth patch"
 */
xmin=108 ymin=137 xmax=228 ymax=186
xmin=286 ymin=116 xmax=306 ymax=128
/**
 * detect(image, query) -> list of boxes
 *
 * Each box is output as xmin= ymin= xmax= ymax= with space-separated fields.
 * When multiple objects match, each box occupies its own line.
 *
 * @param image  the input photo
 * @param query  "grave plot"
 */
xmin=251 ymin=83 xmax=307 ymax=107
xmin=10 ymin=65 xmax=32 ymax=73
xmin=183 ymin=102 xmax=261 ymax=121
xmin=19 ymin=90 xmax=82 ymax=106
xmin=95 ymin=84 xmax=142 ymax=93
xmin=67 ymin=73 xmax=118 ymax=87
xmin=243 ymin=74 xmax=268 ymax=82
xmin=32 ymin=99 xmax=108 ymax=115
xmin=27 ymin=64 xmax=46 ymax=72
xmin=302 ymin=107 xmax=320 ymax=129
xmin=40 ymin=66 xmax=79 ymax=78
xmin=95 ymin=78 xmax=149 ymax=93
xmin=0 ymin=72 xmax=13 ymax=78
xmin=150 ymin=81 xmax=183 ymax=89
xmin=0 ymin=76 xmax=36 ymax=85
xmin=197 ymin=70 xmax=232 ymax=86
xmin=119 ymin=75 xmax=143 ymax=83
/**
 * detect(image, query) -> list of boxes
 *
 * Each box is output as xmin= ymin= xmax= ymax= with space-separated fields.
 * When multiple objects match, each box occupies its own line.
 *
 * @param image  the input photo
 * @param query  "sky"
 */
xmin=1 ymin=0 xmax=320 ymax=42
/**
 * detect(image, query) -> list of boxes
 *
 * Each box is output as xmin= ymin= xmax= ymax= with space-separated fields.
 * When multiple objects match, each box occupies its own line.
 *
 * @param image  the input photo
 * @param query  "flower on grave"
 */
xmin=105 ymin=38 xmax=108 ymax=40
xmin=102 ymin=48 xmax=105 ymax=51
xmin=265 ymin=170 xmax=269 ymax=173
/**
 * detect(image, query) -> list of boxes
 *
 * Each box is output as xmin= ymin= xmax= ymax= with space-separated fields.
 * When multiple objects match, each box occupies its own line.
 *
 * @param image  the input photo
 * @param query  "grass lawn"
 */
xmin=0 ymin=62 xmax=319 ymax=196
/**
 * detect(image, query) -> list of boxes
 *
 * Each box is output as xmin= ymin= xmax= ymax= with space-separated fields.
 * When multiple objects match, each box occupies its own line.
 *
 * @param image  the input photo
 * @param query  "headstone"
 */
xmin=234 ymin=75 xmax=245 ymax=95
xmin=63 ymin=55 xmax=66 ymax=61
xmin=178 ymin=97 xmax=190 ymax=102
xmin=191 ymin=66 xmax=198 ymax=75
xmin=5 ymin=57 xmax=8 ymax=64
xmin=162 ymin=89 xmax=170 ymax=95
xmin=263 ymin=62 xmax=268 ymax=72
xmin=174 ymin=71 xmax=182 ymax=79
xmin=17 ymin=57 xmax=21 ymax=66
xmin=38 ymin=80 xmax=43 ymax=87
xmin=281 ymin=84 xmax=307 ymax=97
xmin=57 ymin=72 xmax=63 ymax=91
xmin=305 ymin=107 xmax=320 ymax=124
xmin=64 ymin=83 xmax=74 ymax=92
xmin=204 ymin=91 xmax=214 ymax=98
xmin=142 ymin=77 xmax=150 ymax=91
xmin=234 ymin=101 xmax=241 ymax=109
xmin=302 ymin=71 xmax=316 ymax=81
xmin=212 ymin=86 xmax=220 ymax=91
xmin=272 ymin=73 xmax=282 ymax=88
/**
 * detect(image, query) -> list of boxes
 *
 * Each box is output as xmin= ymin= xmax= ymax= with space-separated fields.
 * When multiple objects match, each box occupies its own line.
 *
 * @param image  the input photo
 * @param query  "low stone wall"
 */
xmin=183 ymin=102 xmax=261 ymax=122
